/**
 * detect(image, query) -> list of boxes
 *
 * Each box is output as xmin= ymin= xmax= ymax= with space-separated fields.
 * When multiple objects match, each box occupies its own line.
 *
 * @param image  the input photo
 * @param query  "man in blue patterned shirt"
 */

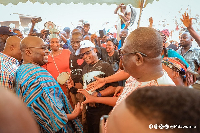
xmin=13 ymin=36 xmax=83 ymax=133
xmin=0 ymin=36 xmax=22 ymax=89
xmin=177 ymin=32 xmax=200 ymax=88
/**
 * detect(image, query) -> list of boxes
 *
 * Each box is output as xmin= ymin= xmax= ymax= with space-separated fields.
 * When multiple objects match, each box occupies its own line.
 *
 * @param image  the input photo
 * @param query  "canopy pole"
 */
xmin=137 ymin=0 xmax=147 ymax=28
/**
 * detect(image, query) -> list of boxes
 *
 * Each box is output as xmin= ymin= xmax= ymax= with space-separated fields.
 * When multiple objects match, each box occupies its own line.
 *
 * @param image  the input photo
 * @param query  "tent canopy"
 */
xmin=0 ymin=0 xmax=157 ymax=8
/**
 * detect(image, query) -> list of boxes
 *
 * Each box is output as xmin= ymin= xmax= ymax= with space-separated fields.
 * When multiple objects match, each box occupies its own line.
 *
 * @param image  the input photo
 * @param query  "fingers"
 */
xmin=93 ymin=76 xmax=99 ymax=80
xmin=80 ymin=102 xmax=83 ymax=111
xmin=91 ymin=86 xmax=98 ymax=91
xmin=180 ymin=18 xmax=183 ymax=22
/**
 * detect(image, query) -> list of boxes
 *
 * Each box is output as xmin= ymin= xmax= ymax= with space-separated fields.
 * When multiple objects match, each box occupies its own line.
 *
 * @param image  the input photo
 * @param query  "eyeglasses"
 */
xmin=79 ymin=48 xmax=94 ymax=58
xmin=118 ymin=48 xmax=147 ymax=58
xmin=28 ymin=45 xmax=48 ymax=50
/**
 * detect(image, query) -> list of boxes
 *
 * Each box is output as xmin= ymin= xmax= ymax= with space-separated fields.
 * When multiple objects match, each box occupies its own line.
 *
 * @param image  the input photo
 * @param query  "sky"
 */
xmin=0 ymin=0 xmax=199 ymax=38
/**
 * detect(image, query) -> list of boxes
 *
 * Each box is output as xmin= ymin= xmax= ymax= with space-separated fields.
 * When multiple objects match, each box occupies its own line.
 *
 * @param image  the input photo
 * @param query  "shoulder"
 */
xmin=157 ymin=70 xmax=176 ymax=86
xmin=62 ymin=49 xmax=71 ymax=54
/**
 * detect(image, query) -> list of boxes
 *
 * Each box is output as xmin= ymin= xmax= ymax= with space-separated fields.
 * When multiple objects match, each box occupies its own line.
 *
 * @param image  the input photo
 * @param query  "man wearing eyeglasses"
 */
xmin=13 ymin=36 xmax=83 ymax=133
xmin=78 ymin=27 xmax=175 ymax=132
xmin=75 ymin=40 xmax=118 ymax=133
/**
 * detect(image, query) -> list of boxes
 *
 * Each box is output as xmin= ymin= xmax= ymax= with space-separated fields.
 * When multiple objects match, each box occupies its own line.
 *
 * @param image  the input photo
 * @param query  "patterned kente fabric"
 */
xmin=13 ymin=63 xmax=83 ymax=133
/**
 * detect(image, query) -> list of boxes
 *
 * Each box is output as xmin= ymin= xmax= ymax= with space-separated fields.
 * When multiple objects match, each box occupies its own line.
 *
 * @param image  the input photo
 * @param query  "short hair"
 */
xmin=125 ymin=86 xmax=200 ymax=133
xmin=126 ymin=27 xmax=163 ymax=58
xmin=71 ymin=32 xmax=83 ymax=39
xmin=106 ymin=38 xmax=118 ymax=47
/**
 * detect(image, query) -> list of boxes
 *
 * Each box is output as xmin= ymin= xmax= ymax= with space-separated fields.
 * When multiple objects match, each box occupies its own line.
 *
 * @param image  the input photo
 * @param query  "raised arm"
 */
xmin=181 ymin=12 xmax=200 ymax=45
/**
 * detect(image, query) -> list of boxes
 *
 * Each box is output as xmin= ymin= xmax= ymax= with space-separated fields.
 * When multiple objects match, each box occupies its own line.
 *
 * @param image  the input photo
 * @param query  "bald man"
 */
xmin=0 ymin=87 xmax=39 ymax=133
xmin=13 ymin=36 xmax=83 ymax=133
xmin=0 ymin=36 xmax=22 ymax=89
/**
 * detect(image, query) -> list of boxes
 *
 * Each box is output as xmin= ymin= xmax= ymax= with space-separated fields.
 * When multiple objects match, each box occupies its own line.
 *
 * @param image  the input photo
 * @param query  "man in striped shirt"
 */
xmin=13 ymin=36 xmax=83 ymax=133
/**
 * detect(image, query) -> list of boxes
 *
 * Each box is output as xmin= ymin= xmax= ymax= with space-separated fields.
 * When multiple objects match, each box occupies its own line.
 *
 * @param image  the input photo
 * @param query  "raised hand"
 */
xmin=181 ymin=12 xmax=193 ymax=28
xmin=72 ymin=102 xmax=82 ymax=116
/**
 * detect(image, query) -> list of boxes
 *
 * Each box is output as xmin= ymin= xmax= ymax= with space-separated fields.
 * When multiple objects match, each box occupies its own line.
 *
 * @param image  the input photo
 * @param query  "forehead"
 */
xmin=181 ymin=32 xmax=190 ymax=38
xmin=71 ymin=34 xmax=82 ymax=40
xmin=50 ymin=38 xmax=59 ymax=41
xmin=106 ymin=41 xmax=114 ymax=45
xmin=80 ymin=47 xmax=91 ymax=53
xmin=84 ymin=24 xmax=90 ymax=27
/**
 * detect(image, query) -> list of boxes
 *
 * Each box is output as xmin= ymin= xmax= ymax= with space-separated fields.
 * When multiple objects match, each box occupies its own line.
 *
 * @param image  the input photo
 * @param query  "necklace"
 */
xmin=87 ymin=59 xmax=100 ymax=75
xmin=51 ymin=49 xmax=62 ymax=57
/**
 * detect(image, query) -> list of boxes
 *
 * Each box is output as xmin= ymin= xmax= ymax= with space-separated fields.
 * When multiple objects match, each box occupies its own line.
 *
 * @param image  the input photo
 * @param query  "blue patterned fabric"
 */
xmin=13 ymin=63 xmax=83 ymax=133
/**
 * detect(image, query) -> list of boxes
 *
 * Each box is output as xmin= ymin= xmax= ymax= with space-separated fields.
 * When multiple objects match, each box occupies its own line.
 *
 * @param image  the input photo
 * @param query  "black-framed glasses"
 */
xmin=118 ymin=48 xmax=147 ymax=58
xmin=79 ymin=48 xmax=94 ymax=58
xmin=28 ymin=45 xmax=48 ymax=50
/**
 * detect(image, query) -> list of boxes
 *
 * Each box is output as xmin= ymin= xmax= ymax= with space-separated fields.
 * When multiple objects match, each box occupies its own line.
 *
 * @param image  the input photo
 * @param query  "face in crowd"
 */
xmin=106 ymin=40 xmax=115 ymax=53
xmin=83 ymin=24 xmax=90 ymax=33
xmin=50 ymin=38 xmax=60 ymax=51
xmin=80 ymin=47 xmax=97 ymax=65
xmin=21 ymin=36 xmax=49 ymax=66
xmin=180 ymin=32 xmax=193 ymax=47
xmin=71 ymin=33 xmax=83 ymax=51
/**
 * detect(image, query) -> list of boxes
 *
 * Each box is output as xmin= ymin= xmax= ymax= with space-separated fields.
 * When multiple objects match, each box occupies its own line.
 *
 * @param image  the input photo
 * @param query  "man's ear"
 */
xmin=25 ymin=49 xmax=32 ymax=56
xmin=135 ymin=53 xmax=144 ymax=66
xmin=173 ymin=71 xmax=180 ymax=79
xmin=10 ymin=45 xmax=14 ymax=51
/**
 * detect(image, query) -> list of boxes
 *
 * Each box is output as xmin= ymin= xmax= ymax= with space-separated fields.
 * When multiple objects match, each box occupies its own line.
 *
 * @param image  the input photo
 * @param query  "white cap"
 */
xmin=80 ymin=40 xmax=95 ymax=49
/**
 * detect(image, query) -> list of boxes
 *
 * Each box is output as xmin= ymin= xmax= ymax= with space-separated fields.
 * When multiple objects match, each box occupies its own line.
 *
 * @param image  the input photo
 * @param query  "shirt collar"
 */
xmin=0 ymin=52 xmax=19 ymax=65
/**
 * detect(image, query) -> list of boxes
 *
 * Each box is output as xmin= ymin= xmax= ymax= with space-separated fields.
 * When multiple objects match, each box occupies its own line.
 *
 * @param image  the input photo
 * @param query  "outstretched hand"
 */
xmin=72 ymin=102 xmax=83 ymax=116
xmin=77 ymin=89 xmax=96 ymax=104
xmin=86 ymin=76 xmax=106 ymax=91
xmin=181 ymin=12 xmax=193 ymax=28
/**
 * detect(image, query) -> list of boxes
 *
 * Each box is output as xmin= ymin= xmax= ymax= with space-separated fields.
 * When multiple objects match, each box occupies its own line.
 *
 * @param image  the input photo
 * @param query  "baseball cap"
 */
xmin=63 ymin=27 xmax=70 ymax=33
xmin=0 ymin=26 xmax=17 ymax=35
xmin=80 ymin=40 xmax=95 ymax=49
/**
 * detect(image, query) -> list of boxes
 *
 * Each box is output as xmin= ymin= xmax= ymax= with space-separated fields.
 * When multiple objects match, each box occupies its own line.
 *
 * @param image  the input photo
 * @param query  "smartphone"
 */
xmin=99 ymin=29 xmax=106 ymax=38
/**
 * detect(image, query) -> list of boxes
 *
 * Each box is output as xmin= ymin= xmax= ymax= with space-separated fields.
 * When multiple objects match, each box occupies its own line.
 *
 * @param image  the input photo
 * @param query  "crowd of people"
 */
xmin=0 ymin=3 xmax=200 ymax=133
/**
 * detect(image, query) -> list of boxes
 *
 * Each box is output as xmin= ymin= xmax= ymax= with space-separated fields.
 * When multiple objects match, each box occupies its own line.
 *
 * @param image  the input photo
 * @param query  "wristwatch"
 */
xmin=97 ymin=91 xmax=102 ymax=97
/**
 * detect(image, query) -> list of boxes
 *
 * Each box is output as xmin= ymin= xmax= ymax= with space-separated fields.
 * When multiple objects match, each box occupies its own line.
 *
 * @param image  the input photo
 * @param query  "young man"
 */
xmin=177 ymin=32 xmax=200 ymax=88
xmin=79 ymin=40 xmax=118 ymax=133
xmin=83 ymin=22 xmax=91 ymax=37
xmin=13 ymin=36 xmax=83 ymax=133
